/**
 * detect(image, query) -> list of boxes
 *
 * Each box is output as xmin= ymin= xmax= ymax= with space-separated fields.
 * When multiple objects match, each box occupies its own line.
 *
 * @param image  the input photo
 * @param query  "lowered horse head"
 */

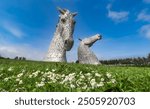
xmin=57 ymin=7 xmax=77 ymax=51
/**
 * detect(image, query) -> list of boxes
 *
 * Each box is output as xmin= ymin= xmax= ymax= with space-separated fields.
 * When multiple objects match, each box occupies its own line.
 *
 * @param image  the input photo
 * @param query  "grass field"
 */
xmin=0 ymin=59 xmax=150 ymax=92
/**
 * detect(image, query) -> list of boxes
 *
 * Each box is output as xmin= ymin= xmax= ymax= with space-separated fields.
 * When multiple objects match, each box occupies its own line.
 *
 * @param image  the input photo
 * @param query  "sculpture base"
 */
xmin=44 ymin=57 xmax=66 ymax=62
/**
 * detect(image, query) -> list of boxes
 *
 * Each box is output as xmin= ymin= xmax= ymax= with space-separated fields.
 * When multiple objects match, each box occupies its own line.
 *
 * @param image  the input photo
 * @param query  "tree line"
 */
xmin=100 ymin=53 xmax=150 ymax=66
xmin=0 ymin=55 xmax=26 ymax=60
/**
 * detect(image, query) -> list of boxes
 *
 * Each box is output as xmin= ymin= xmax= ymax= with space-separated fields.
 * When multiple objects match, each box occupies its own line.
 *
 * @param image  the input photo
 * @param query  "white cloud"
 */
xmin=143 ymin=0 xmax=150 ymax=3
xmin=108 ymin=11 xmax=129 ymax=22
xmin=0 ymin=42 xmax=46 ymax=60
xmin=137 ymin=10 xmax=150 ymax=22
xmin=0 ymin=32 xmax=46 ymax=60
xmin=107 ymin=4 xmax=129 ymax=23
xmin=139 ymin=24 xmax=150 ymax=39
xmin=0 ymin=17 xmax=46 ymax=60
xmin=2 ymin=21 xmax=25 ymax=38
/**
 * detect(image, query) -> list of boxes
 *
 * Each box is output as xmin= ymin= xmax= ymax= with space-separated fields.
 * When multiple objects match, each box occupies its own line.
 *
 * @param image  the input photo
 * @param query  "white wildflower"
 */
xmin=22 ymin=69 xmax=26 ymax=73
xmin=43 ymin=71 xmax=51 ymax=77
xmin=48 ymin=71 xmax=52 ymax=74
xmin=4 ymin=78 xmax=9 ymax=82
xmin=106 ymin=73 xmax=112 ymax=78
xmin=101 ymin=78 xmax=105 ymax=82
xmin=69 ymin=73 xmax=75 ymax=77
xmin=95 ymin=73 xmax=101 ymax=77
xmin=29 ymin=75 xmax=33 ymax=78
xmin=76 ymin=80 xmax=82 ymax=86
xmin=16 ymin=78 xmax=20 ymax=82
xmin=42 ymin=78 xmax=45 ymax=81
xmin=90 ymin=79 xmax=97 ymax=88
xmin=85 ymin=73 xmax=91 ymax=77
xmin=90 ymin=79 xmax=96 ymax=83
xmin=69 ymin=76 xmax=75 ymax=81
xmin=32 ymin=71 xmax=39 ymax=77
xmin=79 ymin=71 xmax=82 ymax=75
xmin=0 ymin=74 xmax=3 ymax=77
xmin=36 ymin=82 xmax=45 ymax=87
xmin=46 ymin=68 xmax=49 ymax=71
xmin=47 ymin=75 xmax=51 ymax=78
xmin=55 ymin=74 xmax=61 ymax=80
xmin=70 ymin=84 xmax=75 ymax=88
xmin=19 ymin=80 xmax=23 ymax=84
xmin=41 ymin=72 xmax=44 ymax=74
xmin=52 ymin=79 xmax=57 ymax=83
xmin=52 ymin=69 xmax=56 ymax=72
xmin=63 ymin=76 xmax=69 ymax=83
xmin=47 ymin=72 xmax=55 ymax=79
xmin=8 ymin=67 xmax=13 ymax=71
xmin=15 ymin=89 xmax=19 ymax=92
xmin=80 ymin=75 xmax=85 ymax=79
xmin=49 ymin=74 xmax=57 ymax=82
xmin=87 ymin=76 xmax=92 ymax=80
xmin=92 ymin=70 xmax=95 ymax=73
xmin=68 ymin=73 xmax=75 ymax=81
xmin=86 ymin=73 xmax=92 ymax=80
xmin=82 ymin=85 xmax=87 ymax=90
xmin=111 ymin=79 xmax=116 ymax=84
xmin=61 ymin=74 xmax=65 ymax=78
xmin=97 ymin=82 xmax=104 ymax=87
xmin=17 ymin=73 xmax=23 ymax=78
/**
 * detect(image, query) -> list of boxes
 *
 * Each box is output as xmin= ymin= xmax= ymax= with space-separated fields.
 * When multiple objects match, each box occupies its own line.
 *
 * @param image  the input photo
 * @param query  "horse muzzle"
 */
xmin=64 ymin=39 xmax=74 ymax=51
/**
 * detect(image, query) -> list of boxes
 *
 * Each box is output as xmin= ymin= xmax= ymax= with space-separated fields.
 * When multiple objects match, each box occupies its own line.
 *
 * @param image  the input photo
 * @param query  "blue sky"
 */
xmin=0 ymin=0 xmax=150 ymax=61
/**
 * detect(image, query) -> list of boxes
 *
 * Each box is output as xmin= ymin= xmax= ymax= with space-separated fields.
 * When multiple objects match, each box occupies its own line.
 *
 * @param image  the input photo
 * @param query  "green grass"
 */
xmin=0 ymin=59 xmax=150 ymax=92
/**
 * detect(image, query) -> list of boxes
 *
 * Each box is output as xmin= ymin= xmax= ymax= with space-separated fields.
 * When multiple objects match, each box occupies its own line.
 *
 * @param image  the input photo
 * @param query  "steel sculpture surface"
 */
xmin=45 ymin=7 xmax=77 ymax=62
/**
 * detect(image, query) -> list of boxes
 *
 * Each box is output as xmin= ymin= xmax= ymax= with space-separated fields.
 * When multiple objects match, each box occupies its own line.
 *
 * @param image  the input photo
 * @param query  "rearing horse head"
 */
xmin=80 ymin=34 xmax=102 ymax=47
xmin=57 ymin=7 xmax=77 ymax=51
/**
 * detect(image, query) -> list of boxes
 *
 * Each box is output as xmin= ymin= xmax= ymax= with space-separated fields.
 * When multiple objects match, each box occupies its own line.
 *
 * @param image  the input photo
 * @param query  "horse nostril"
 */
xmin=100 ymin=35 xmax=102 ymax=39
xmin=97 ymin=34 xmax=102 ymax=40
xmin=65 ymin=40 xmax=67 ymax=44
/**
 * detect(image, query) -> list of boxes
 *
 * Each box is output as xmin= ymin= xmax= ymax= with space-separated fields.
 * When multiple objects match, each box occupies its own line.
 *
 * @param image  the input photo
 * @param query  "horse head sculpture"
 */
xmin=57 ymin=7 xmax=77 ymax=51
xmin=78 ymin=34 xmax=102 ymax=65
xmin=45 ymin=7 xmax=77 ymax=62
xmin=80 ymin=34 xmax=102 ymax=47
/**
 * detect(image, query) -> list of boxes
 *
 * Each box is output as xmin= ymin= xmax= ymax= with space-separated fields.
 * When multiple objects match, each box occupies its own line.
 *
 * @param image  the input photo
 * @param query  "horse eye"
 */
xmin=61 ymin=18 xmax=66 ymax=23
xmin=73 ymin=21 xmax=76 ymax=24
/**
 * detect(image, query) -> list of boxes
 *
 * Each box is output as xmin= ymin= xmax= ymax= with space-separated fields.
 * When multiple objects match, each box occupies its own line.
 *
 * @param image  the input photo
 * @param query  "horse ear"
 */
xmin=78 ymin=38 xmax=82 ymax=41
xmin=72 ymin=12 xmax=77 ymax=17
xmin=57 ymin=7 xmax=65 ymax=15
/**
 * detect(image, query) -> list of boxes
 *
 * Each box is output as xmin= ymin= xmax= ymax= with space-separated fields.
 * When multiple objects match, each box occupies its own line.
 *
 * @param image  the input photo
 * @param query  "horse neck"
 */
xmin=51 ymin=23 xmax=66 ymax=52
xmin=81 ymin=37 xmax=98 ymax=47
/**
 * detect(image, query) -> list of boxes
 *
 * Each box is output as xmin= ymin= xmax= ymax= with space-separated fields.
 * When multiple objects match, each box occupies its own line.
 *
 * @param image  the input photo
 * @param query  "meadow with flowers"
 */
xmin=0 ymin=59 xmax=150 ymax=92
